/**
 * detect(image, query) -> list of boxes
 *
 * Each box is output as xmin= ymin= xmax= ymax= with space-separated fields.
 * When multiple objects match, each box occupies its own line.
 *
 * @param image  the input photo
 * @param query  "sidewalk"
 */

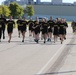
xmin=42 ymin=25 xmax=76 ymax=75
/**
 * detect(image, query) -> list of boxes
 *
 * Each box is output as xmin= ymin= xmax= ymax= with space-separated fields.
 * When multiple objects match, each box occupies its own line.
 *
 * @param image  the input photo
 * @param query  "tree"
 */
xmin=0 ymin=6 xmax=2 ymax=14
xmin=9 ymin=2 xmax=24 ymax=18
xmin=0 ymin=5 xmax=10 ymax=17
xmin=26 ymin=5 xmax=35 ymax=17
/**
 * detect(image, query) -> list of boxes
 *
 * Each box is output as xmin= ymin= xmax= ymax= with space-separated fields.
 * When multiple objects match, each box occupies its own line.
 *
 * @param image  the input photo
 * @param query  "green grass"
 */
xmin=67 ymin=21 xmax=71 ymax=25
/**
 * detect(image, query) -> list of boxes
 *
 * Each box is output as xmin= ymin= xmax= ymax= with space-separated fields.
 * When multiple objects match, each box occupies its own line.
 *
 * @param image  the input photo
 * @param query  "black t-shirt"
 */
xmin=0 ymin=18 xmax=6 ymax=25
xmin=28 ymin=20 xmax=34 ymax=28
xmin=17 ymin=20 xmax=22 ymax=25
xmin=53 ymin=22 xmax=59 ymax=30
xmin=48 ymin=20 xmax=54 ymax=29
xmin=64 ymin=22 xmax=68 ymax=27
xmin=59 ymin=22 xmax=65 ymax=29
xmin=7 ymin=20 xmax=15 ymax=29
xmin=21 ymin=20 xmax=27 ymax=28
xmin=42 ymin=22 xmax=48 ymax=29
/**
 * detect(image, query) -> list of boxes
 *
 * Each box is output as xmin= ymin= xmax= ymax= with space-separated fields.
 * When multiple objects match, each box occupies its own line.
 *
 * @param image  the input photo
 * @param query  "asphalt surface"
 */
xmin=0 ymin=25 xmax=75 ymax=75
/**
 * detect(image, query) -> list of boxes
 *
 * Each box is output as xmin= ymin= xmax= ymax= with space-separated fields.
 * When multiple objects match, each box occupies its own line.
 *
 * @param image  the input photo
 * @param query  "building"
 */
xmin=3 ymin=0 xmax=34 ymax=5
xmin=52 ymin=0 xmax=62 ymax=5
xmin=28 ymin=0 xmax=34 ymax=4
xmin=74 ymin=2 xmax=76 ymax=5
xmin=36 ymin=0 xmax=41 ymax=4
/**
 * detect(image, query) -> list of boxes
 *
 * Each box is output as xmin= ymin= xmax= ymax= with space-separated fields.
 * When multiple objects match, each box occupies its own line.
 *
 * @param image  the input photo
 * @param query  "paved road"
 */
xmin=0 ymin=25 xmax=74 ymax=75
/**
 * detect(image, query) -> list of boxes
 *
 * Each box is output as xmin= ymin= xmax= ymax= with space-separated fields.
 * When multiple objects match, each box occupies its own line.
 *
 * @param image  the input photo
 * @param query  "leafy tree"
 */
xmin=9 ymin=2 xmax=24 ymax=18
xmin=0 ymin=5 xmax=10 ymax=17
xmin=26 ymin=5 xmax=35 ymax=17
xmin=0 ymin=6 xmax=2 ymax=14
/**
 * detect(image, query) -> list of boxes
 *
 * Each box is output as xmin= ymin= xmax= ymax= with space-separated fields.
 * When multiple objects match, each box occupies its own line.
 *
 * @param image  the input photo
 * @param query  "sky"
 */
xmin=1 ymin=0 xmax=76 ymax=5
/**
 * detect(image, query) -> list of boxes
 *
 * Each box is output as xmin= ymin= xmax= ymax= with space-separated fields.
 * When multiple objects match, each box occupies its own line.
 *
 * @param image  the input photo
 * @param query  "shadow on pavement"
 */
xmin=37 ymin=70 xmax=76 ymax=75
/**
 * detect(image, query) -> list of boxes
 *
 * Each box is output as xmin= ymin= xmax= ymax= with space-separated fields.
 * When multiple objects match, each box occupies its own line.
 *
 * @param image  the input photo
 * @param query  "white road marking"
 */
xmin=35 ymin=42 xmax=68 ymax=75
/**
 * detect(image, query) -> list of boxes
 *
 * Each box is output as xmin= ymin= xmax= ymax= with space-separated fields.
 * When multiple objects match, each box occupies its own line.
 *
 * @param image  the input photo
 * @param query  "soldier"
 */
xmin=71 ymin=20 xmax=76 ymax=33
xmin=47 ymin=16 xmax=54 ymax=42
xmin=28 ymin=18 xmax=34 ymax=37
xmin=53 ymin=19 xmax=59 ymax=43
xmin=0 ymin=14 xmax=6 ymax=40
xmin=33 ymin=20 xmax=40 ymax=43
xmin=0 ymin=21 xmax=2 ymax=42
xmin=6 ymin=16 xmax=15 ymax=43
xmin=20 ymin=17 xmax=28 ymax=42
xmin=17 ymin=17 xmax=22 ymax=38
xmin=41 ymin=18 xmax=48 ymax=43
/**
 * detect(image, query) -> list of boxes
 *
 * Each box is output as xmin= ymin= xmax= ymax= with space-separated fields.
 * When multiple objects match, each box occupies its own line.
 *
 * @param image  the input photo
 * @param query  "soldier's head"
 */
xmin=50 ymin=16 xmax=52 ymax=20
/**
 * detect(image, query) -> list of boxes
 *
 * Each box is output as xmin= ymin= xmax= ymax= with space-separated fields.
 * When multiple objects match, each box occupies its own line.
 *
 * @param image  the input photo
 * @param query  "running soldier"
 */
xmin=53 ymin=19 xmax=59 ymax=43
xmin=63 ymin=19 xmax=68 ymax=40
xmin=71 ymin=20 xmax=76 ymax=33
xmin=47 ymin=16 xmax=54 ymax=42
xmin=6 ymin=16 xmax=15 ymax=43
xmin=42 ymin=18 xmax=48 ymax=43
xmin=0 ymin=14 xmax=6 ymax=40
xmin=28 ymin=18 xmax=34 ymax=37
xmin=59 ymin=19 xmax=67 ymax=44
xmin=20 ymin=17 xmax=28 ymax=42
xmin=33 ymin=20 xmax=40 ymax=43
xmin=17 ymin=17 xmax=22 ymax=38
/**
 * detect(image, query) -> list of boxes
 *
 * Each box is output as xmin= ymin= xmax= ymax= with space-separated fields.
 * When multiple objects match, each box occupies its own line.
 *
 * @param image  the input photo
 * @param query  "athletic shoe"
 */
xmin=36 ymin=39 xmax=39 ymax=43
xmin=3 ymin=36 xmax=5 ymax=39
xmin=49 ymin=39 xmax=51 ymax=42
xmin=60 ymin=38 xmax=61 ymax=40
xmin=61 ymin=41 xmax=62 ymax=44
xmin=44 ymin=40 xmax=46 ymax=43
xmin=47 ymin=38 xmax=49 ymax=41
xmin=22 ymin=40 xmax=24 ymax=42
xmin=8 ymin=40 xmax=10 ymax=43
xmin=34 ymin=39 xmax=38 ymax=43
xmin=64 ymin=37 xmax=66 ymax=40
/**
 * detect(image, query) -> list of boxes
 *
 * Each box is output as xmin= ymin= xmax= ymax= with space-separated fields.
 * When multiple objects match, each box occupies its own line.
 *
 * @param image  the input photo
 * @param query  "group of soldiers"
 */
xmin=0 ymin=15 xmax=68 ymax=44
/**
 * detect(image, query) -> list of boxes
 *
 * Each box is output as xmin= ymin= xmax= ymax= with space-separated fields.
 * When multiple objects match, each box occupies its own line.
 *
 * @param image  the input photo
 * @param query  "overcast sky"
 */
xmin=0 ymin=0 xmax=76 ymax=5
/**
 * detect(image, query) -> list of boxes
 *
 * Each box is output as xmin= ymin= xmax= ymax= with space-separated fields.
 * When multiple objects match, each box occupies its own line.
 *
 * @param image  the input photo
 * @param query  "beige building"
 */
xmin=51 ymin=0 xmax=62 ymax=4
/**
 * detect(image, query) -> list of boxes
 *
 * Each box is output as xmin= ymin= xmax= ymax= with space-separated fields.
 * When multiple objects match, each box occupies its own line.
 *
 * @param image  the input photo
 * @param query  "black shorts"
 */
xmin=53 ymin=30 xmax=59 ymax=35
xmin=64 ymin=28 xmax=66 ymax=34
xmin=42 ymin=29 xmax=48 ymax=34
xmin=7 ymin=28 xmax=13 ymax=34
xmin=21 ymin=27 xmax=26 ymax=33
xmin=48 ymin=28 xmax=52 ymax=32
xmin=2 ymin=25 xmax=5 ymax=30
xmin=59 ymin=29 xmax=65 ymax=35
xmin=34 ymin=29 xmax=40 ymax=34
xmin=29 ymin=27 xmax=33 ymax=32
xmin=18 ymin=26 xmax=21 ymax=31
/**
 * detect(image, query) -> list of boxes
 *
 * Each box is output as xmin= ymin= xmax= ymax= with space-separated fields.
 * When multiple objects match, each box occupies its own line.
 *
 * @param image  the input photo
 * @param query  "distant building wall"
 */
xmin=33 ymin=5 xmax=76 ymax=16
xmin=51 ymin=0 xmax=62 ymax=4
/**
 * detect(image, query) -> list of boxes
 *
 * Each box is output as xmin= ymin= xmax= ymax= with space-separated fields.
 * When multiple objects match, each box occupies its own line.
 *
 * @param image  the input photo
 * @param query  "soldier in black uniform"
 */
xmin=53 ymin=19 xmax=59 ymax=43
xmin=42 ymin=18 xmax=48 ymax=43
xmin=59 ymin=19 xmax=66 ymax=44
xmin=71 ymin=20 xmax=75 ymax=33
xmin=47 ymin=16 xmax=54 ymax=42
xmin=0 ymin=21 xmax=2 ymax=42
xmin=63 ymin=19 xmax=68 ymax=40
xmin=33 ymin=20 xmax=40 ymax=43
xmin=20 ymin=17 xmax=28 ymax=42
xmin=17 ymin=17 xmax=22 ymax=38
xmin=0 ymin=14 xmax=6 ymax=40
xmin=28 ymin=18 xmax=34 ymax=36
xmin=33 ymin=16 xmax=39 ymax=38
xmin=6 ymin=16 xmax=15 ymax=43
